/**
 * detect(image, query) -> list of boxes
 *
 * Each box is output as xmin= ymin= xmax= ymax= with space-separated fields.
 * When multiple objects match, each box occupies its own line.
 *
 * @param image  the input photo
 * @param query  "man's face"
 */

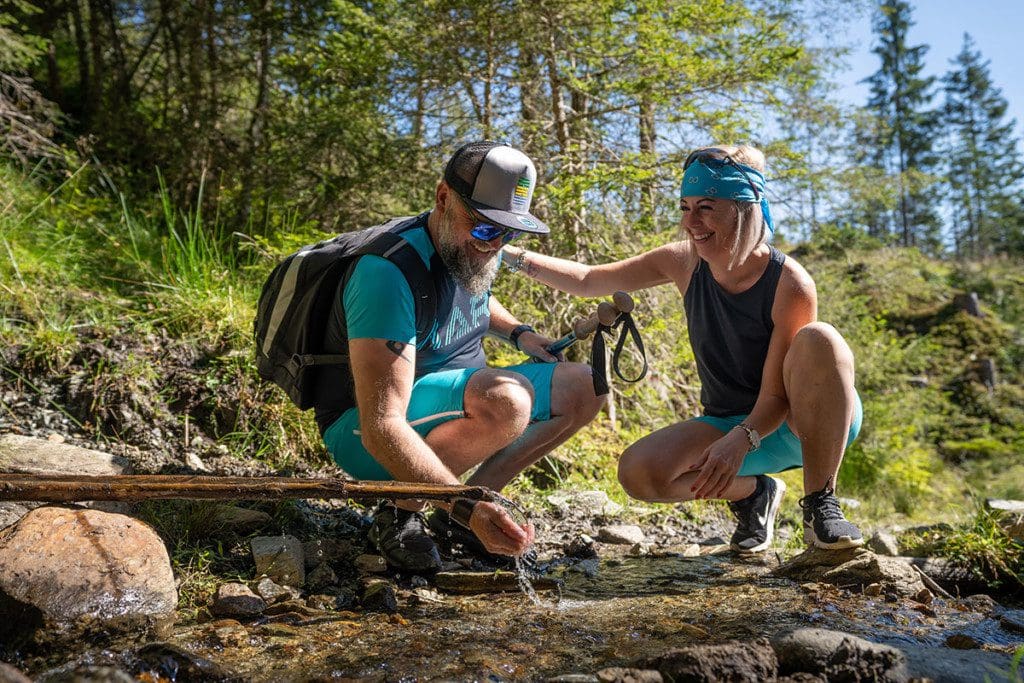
xmin=436 ymin=192 xmax=504 ymax=296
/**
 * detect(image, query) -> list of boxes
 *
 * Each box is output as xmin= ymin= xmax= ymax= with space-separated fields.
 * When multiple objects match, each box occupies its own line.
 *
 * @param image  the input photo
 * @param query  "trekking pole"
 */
xmin=546 ymin=291 xmax=634 ymax=355
xmin=0 ymin=473 xmax=501 ymax=505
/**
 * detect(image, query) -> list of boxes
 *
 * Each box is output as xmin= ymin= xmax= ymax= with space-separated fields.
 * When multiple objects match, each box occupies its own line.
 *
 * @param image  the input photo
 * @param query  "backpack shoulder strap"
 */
xmin=346 ymin=218 xmax=437 ymax=342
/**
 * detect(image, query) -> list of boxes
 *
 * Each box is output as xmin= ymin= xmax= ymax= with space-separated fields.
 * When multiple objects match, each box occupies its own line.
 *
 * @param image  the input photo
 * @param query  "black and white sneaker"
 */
xmin=799 ymin=482 xmax=864 ymax=549
xmin=728 ymin=475 xmax=786 ymax=554
xmin=367 ymin=502 xmax=442 ymax=573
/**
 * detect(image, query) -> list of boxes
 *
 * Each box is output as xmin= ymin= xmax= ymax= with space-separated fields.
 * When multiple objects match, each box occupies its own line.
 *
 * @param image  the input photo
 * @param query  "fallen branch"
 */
xmin=0 ymin=473 xmax=498 ymax=505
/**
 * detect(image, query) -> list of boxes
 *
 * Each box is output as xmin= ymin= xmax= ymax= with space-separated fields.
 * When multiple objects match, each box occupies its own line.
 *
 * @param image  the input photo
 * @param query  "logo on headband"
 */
xmin=517 ymin=216 xmax=537 ymax=229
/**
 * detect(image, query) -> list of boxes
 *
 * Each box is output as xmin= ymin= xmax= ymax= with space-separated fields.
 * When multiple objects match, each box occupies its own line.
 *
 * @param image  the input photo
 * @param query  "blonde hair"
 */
xmin=679 ymin=144 xmax=767 ymax=269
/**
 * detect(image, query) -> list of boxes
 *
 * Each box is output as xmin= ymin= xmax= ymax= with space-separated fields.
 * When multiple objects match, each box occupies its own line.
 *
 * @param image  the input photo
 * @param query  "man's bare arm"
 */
xmin=348 ymin=337 xmax=459 ymax=484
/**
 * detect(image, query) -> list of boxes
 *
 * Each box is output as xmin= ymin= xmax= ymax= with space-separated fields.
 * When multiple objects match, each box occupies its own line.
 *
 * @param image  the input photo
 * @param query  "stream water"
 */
xmin=28 ymin=551 xmax=1018 ymax=681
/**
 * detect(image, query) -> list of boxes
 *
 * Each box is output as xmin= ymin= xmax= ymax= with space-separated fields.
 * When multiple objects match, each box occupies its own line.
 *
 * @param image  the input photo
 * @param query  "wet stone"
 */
xmin=699 ymin=535 xmax=728 ymax=546
xmin=999 ymin=609 xmax=1024 ymax=633
xmin=0 ymin=502 xmax=30 ymax=531
xmin=303 ymin=538 xmax=352 ymax=569
xmin=961 ymin=593 xmax=1000 ymax=615
xmin=642 ymin=638 xmax=778 ymax=682
xmin=597 ymin=524 xmax=646 ymax=545
xmin=0 ymin=662 xmax=32 ymax=683
xmin=568 ymin=558 xmax=601 ymax=578
xmin=868 ymin=531 xmax=900 ymax=556
xmin=46 ymin=665 xmax=136 ymax=682
xmin=361 ymin=581 xmax=398 ymax=613
xmin=135 ymin=642 xmax=235 ymax=682
xmin=774 ymin=547 xmax=923 ymax=596
xmin=211 ymin=582 xmax=266 ymax=618
xmin=306 ymin=562 xmax=338 ymax=592
xmin=595 ymin=667 xmax=663 ymax=682
xmin=210 ymin=505 xmax=272 ymax=536
xmin=546 ymin=675 xmax=599 ymax=683
xmin=251 ymin=535 xmax=305 ymax=587
xmin=307 ymin=592 xmax=357 ymax=611
xmin=255 ymin=577 xmax=293 ymax=604
xmin=944 ymin=633 xmax=982 ymax=649
xmin=354 ymin=553 xmax=388 ymax=574
xmin=771 ymin=628 xmax=907 ymax=682
xmin=567 ymin=534 xmax=599 ymax=559
xmin=0 ymin=506 xmax=177 ymax=643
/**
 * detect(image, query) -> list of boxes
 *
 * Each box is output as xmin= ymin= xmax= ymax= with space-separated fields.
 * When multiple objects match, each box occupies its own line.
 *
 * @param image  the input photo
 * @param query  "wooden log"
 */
xmin=0 ymin=473 xmax=496 ymax=504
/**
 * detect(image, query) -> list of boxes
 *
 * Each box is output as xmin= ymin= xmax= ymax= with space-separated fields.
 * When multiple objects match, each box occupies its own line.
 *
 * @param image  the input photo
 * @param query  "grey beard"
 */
xmin=437 ymin=215 xmax=500 ymax=297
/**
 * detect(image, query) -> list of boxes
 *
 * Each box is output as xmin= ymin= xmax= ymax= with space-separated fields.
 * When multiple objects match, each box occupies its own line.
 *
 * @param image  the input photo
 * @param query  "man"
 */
xmin=316 ymin=141 xmax=604 ymax=572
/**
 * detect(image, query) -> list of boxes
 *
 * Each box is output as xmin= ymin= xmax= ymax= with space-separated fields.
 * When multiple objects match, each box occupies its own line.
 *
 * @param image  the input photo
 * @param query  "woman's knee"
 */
xmin=787 ymin=322 xmax=855 ymax=373
xmin=617 ymin=444 xmax=662 ymax=501
xmin=464 ymin=369 xmax=533 ymax=432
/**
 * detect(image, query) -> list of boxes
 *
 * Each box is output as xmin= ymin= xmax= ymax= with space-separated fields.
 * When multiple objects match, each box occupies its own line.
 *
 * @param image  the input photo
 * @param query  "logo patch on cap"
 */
xmin=512 ymin=177 xmax=531 ymax=209
xmin=517 ymin=216 xmax=537 ymax=229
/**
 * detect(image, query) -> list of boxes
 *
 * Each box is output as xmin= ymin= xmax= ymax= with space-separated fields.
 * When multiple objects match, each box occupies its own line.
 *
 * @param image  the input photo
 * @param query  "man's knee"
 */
xmin=552 ymin=362 xmax=605 ymax=424
xmin=464 ymin=368 xmax=533 ymax=433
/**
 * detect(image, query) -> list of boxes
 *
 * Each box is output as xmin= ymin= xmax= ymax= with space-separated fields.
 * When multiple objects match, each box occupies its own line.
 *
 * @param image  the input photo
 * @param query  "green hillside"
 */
xmin=3 ymin=164 xmax=1021 ymax=525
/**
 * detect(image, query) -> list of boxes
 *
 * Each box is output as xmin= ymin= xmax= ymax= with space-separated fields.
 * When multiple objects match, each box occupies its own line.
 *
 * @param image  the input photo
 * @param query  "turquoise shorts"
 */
xmin=322 ymin=362 xmax=559 ymax=480
xmin=694 ymin=391 xmax=863 ymax=477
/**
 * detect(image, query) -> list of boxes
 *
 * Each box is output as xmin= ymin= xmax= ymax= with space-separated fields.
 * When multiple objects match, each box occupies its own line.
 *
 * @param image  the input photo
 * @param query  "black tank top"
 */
xmin=683 ymin=246 xmax=786 ymax=417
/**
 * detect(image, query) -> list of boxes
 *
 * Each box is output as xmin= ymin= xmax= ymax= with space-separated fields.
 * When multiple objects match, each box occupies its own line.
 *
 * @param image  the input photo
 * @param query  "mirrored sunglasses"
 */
xmin=457 ymin=194 xmax=521 ymax=244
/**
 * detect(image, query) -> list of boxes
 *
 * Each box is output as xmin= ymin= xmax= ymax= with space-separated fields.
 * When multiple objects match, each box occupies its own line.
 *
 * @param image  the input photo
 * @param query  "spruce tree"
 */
xmin=942 ymin=33 xmax=1024 ymax=257
xmin=862 ymin=0 xmax=941 ymax=249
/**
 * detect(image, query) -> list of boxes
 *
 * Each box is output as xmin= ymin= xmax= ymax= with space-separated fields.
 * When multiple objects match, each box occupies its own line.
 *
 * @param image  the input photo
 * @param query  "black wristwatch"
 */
xmin=509 ymin=324 xmax=535 ymax=350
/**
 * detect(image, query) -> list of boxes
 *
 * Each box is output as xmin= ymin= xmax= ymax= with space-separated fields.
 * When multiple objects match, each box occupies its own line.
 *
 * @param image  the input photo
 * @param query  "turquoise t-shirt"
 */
xmin=341 ymin=224 xmax=491 ymax=375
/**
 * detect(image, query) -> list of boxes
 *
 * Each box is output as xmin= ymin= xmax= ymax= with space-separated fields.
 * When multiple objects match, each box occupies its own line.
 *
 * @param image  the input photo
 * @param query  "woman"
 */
xmin=501 ymin=145 xmax=863 ymax=552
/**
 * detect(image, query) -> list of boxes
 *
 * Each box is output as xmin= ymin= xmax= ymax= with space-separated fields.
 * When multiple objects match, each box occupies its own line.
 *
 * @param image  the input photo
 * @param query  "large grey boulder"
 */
xmin=898 ymin=644 xmax=1014 ymax=682
xmin=0 ymin=505 xmax=176 ymax=644
xmin=0 ymin=434 xmax=130 ymax=475
xmin=775 ymin=546 xmax=924 ymax=596
xmin=771 ymin=628 xmax=908 ymax=681
xmin=0 ymin=434 xmax=133 ymax=520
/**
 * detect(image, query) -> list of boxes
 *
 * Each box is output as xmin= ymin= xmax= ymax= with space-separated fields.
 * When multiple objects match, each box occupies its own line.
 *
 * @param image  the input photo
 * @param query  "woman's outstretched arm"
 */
xmin=502 ymin=242 xmax=689 ymax=297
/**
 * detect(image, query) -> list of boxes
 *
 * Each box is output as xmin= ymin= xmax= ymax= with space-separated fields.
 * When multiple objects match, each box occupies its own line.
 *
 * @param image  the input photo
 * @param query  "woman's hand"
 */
xmin=689 ymin=429 xmax=750 ymax=499
xmin=469 ymin=501 xmax=536 ymax=556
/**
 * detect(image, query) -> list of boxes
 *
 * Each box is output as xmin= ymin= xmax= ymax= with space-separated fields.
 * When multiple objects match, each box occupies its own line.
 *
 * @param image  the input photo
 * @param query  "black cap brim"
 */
xmin=470 ymin=202 xmax=550 ymax=234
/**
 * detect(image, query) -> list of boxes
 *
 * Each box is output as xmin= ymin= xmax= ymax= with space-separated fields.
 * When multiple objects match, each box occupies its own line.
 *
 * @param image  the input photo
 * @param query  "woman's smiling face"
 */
xmin=680 ymin=196 xmax=738 ymax=256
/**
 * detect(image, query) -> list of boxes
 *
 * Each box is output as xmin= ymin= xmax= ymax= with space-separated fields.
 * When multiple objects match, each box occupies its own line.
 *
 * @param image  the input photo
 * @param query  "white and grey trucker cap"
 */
xmin=443 ymin=141 xmax=549 ymax=234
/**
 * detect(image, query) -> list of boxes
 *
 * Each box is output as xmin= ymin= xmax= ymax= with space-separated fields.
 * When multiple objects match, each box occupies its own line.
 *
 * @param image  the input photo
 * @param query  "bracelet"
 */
xmin=509 ymin=324 xmax=535 ymax=350
xmin=504 ymin=249 xmax=527 ymax=273
xmin=734 ymin=422 xmax=761 ymax=452
xmin=450 ymin=498 xmax=477 ymax=529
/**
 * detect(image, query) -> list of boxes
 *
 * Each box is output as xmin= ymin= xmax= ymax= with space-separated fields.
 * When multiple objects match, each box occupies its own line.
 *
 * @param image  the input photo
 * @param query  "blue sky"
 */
xmin=832 ymin=1 xmax=1024 ymax=130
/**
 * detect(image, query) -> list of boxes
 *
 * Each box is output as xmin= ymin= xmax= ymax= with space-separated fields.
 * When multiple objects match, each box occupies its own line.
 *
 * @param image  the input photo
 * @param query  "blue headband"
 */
xmin=680 ymin=159 xmax=775 ymax=234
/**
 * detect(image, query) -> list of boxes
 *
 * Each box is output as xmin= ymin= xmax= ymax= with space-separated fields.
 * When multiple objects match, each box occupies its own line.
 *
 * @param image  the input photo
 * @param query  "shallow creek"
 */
xmin=37 ymin=552 xmax=1016 ymax=681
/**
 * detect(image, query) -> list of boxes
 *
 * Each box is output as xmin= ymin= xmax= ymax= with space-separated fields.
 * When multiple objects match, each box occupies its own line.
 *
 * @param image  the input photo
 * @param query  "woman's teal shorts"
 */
xmin=322 ymin=362 xmax=558 ymax=480
xmin=694 ymin=391 xmax=863 ymax=476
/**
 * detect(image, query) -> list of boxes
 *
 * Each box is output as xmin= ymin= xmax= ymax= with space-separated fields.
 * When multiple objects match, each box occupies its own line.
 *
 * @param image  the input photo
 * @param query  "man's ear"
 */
xmin=435 ymin=181 xmax=451 ymax=213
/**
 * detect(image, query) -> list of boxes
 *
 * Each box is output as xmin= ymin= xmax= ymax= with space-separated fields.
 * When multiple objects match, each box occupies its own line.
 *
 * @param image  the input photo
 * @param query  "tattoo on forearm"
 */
xmin=385 ymin=340 xmax=411 ymax=362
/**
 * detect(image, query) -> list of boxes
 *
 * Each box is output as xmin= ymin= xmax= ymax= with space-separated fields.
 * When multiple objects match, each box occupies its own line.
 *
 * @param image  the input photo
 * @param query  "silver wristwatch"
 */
xmin=735 ymin=422 xmax=761 ymax=452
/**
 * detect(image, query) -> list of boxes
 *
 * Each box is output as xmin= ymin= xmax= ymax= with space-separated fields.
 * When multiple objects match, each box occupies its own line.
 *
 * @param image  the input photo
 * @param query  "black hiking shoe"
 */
xmin=728 ymin=475 xmax=786 ymax=554
xmin=799 ymin=482 xmax=864 ymax=550
xmin=367 ymin=503 xmax=442 ymax=573
xmin=426 ymin=509 xmax=538 ymax=571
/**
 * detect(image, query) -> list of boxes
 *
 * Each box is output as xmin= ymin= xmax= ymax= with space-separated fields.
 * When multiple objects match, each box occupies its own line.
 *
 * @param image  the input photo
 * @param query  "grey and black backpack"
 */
xmin=254 ymin=213 xmax=436 ymax=411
